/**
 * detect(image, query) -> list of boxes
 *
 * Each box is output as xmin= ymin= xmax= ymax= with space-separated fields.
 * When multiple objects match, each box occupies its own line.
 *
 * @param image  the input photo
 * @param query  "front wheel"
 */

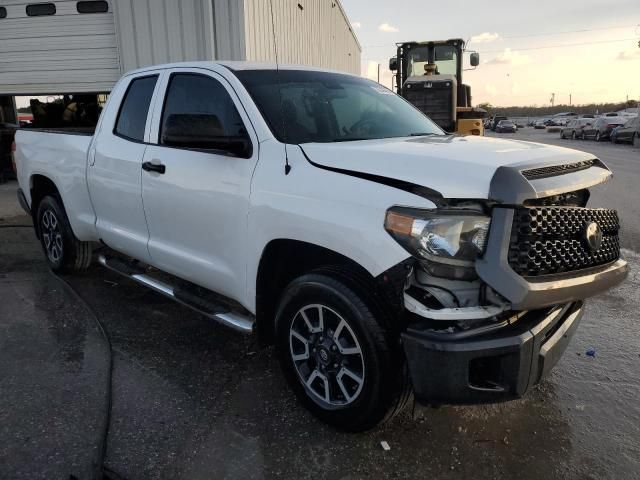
xmin=275 ymin=272 xmax=410 ymax=431
xmin=37 ymin=195 xmax=92 ymax=273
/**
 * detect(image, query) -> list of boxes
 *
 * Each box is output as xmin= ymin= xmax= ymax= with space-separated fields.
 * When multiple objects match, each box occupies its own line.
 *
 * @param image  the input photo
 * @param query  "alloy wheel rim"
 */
xmin=41 ymin=209 xmax=63 ymax=263
xmin=289 ymin=304 xmax=365 ymax=407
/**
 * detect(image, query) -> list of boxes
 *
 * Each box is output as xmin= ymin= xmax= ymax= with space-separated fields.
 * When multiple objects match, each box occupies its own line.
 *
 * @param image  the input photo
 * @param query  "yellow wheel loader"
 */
xmin=389 ymin=39 xmax=486 ymax=135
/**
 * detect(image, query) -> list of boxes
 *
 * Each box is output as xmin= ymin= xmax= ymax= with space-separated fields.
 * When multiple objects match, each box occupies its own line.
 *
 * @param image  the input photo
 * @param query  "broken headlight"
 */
xmin=384 ymin=207 xmax=490 ymax=280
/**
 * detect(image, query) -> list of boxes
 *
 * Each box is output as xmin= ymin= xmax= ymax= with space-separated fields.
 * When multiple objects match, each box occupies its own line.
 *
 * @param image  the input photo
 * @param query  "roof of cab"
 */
xmin=123 ymin=61 xmax=353 ymax=77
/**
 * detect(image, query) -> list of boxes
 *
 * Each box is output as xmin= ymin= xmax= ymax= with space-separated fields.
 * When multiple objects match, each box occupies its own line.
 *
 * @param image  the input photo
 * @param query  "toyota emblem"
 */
xmin=584 ymin=222 xmax=603 ymax=252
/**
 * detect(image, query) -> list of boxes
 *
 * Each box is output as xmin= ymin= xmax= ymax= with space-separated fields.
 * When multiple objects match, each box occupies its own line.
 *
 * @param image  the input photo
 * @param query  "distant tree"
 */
xmin=476 ymin=102 xmax=493 ymax=115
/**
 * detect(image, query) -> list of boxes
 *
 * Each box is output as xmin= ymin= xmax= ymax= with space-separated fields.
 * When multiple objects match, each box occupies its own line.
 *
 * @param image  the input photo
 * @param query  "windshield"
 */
xmin=407 ymin=45 xmax=458 ymax=77
xmin=234 ymin=70 xmax=443 ymax=144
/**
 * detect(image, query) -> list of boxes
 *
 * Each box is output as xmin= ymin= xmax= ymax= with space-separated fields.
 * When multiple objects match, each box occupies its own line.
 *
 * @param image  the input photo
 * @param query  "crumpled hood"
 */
xmin=301 ymin=135 xmax=596 ymax=200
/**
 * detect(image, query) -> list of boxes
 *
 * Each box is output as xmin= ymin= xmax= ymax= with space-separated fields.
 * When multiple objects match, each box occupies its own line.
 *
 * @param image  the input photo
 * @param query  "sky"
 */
xmin=341 ymin=0 xmax=640 ymax=107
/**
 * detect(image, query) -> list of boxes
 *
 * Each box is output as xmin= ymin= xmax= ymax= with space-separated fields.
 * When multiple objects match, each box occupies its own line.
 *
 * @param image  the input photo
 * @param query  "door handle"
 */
xmin=142 ymin=161 xmax=166 ymax=174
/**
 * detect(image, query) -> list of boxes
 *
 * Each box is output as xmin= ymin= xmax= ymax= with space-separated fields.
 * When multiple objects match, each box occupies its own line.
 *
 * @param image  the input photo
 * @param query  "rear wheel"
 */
xmin=275 ymin=271 xmax=410 ymax=431
xmin=36 ymin=195 xmax=92 ymax=273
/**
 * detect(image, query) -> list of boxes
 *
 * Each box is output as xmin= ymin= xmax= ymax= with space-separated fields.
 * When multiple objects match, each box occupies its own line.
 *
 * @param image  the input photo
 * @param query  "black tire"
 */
xmin=571 ymin=131 xmax=576 ymax=140
xmin=595 ymin=131 xmax=601 ymax=142
xmin=560 ymin=131 xmax=565 ymax=139
xmin=275 ymin=271 xmax=411 ymax=432
xmin=36 ymin=195 xmax=92 ymax=273
xmin=633 ymin=133 xmax=639 ymax=148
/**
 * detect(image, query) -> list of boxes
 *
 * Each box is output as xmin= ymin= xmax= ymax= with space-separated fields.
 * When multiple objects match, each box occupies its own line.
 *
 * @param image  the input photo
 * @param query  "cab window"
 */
xmin=158 ymin=73 xmax=250 ymax=156
xmin=114 ymin=75 xmax=158 ymax=141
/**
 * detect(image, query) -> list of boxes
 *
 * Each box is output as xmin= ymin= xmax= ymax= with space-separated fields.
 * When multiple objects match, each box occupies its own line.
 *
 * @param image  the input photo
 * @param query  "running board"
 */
xmin=97 ymin=254 xmax=254 ymax=334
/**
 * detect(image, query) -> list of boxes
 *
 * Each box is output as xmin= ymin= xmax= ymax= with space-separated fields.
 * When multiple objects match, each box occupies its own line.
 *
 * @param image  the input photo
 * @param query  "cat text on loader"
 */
xmin=389 ymin=38 xmax=486 ymax=135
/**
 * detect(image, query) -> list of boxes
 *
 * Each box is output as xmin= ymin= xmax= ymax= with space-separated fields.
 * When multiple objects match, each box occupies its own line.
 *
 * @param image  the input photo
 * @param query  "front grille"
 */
xmin=524 ymin=189 xmax=589 ymax=207
xmin=521 ymin=160 xmax=596 ymax=180
xmin=508 ymin=206 xmax=620 ymax=277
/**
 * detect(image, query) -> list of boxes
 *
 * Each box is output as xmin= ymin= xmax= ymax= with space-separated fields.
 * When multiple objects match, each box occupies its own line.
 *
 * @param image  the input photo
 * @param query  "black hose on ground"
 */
xmin=51 ymin=271 xmax=119 ymax=480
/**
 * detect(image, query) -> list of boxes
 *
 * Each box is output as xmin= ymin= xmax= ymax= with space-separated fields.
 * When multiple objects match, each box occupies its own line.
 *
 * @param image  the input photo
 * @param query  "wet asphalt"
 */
xmin=0 ymin=130 xmax=639 ymax=479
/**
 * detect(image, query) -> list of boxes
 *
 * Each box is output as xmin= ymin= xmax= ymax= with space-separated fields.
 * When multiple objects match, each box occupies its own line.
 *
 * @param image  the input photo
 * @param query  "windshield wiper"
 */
xmin=331 ymin=137 xmax=371 ymax=142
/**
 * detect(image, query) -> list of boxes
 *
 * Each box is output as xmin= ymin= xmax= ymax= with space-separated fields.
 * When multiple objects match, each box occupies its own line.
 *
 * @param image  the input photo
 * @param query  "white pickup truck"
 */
xmin=15 ymin=62 xmax=628 ymax=431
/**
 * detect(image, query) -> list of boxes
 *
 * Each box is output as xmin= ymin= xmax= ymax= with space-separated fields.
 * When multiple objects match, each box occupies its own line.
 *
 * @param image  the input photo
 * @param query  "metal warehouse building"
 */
xmin=0 ymin=0 xmax=360 ymax=124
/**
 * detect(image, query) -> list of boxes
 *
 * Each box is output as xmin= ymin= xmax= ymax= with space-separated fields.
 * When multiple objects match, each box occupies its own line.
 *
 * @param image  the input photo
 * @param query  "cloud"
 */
xmin=485 ymin=84 xmax=498 ymax=96
xmin=378 ymin=23 xmax=399 ymax=33
xmin=351 ymin=21 xmax=362 ymax=30
xmin=470 ymin=32 xmax=500 ymax=44
xmin=616 ymin=49 xmax=640 ymax=61
xmin=485 ymin=48 xmax=531 ymax=66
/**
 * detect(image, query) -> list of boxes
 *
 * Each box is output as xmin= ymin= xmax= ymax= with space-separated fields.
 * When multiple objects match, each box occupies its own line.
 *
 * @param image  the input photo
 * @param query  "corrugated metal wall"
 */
xmin=0 ymin=0 xmax=360 ymax=95
xmin=0 ymin=0 xmax=120 ymax=94
xmin=243 ymin=0 xmax=360 ymax=74
xmin=113 ymin=0 xmax=245 ymax=73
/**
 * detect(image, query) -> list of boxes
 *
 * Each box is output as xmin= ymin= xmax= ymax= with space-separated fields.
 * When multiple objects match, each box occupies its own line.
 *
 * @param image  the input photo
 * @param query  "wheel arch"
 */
xmin=29 ymin=174 xmax=62 ymax=238
xmin=254 ymin=239 xmax=411 ymax=345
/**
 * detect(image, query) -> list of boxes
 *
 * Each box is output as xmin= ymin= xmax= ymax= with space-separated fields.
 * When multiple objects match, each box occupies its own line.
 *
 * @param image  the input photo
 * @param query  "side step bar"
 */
xmin=97 ymin=254 xmax=255 ymax=334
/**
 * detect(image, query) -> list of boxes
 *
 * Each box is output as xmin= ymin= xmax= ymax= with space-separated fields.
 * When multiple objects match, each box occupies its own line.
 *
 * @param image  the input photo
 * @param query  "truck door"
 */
xmin=140 ymin=69 xmax=259 ymax=303
xmin=88 ymin=73 xmax=161 ymax=262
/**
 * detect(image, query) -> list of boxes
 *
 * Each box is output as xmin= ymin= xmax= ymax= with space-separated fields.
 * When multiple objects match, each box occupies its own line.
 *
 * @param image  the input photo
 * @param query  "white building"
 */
xmin=0 ymin=0 xmax=360 ymax=123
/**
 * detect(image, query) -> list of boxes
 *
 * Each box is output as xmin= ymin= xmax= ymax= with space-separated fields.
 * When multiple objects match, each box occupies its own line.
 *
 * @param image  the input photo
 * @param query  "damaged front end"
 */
xmin=383 ymin=157 xmax=628 ymax=405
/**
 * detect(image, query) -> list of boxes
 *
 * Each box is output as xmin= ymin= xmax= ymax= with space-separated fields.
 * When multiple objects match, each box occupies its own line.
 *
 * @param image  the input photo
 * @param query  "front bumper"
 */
xmin=402 ymin=301 xmax=583 ymax=405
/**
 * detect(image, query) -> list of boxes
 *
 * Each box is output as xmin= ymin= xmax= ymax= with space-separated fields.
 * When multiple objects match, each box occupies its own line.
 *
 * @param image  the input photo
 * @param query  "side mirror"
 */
xmin=162 ymin=113 xmax=252 ymax=157
xmin=389 ymin=56 xmax=398 ymax=71
xmin=470 ymin=52 xmax=480 ymax=67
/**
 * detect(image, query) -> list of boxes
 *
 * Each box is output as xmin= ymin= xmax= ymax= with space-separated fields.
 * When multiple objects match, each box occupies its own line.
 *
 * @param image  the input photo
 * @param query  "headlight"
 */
xmin=384 ymin=207 xmax=490 ymax=279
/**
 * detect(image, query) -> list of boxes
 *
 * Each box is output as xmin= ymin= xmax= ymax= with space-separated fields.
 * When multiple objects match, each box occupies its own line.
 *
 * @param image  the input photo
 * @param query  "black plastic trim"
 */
xmin=16 ymin=188 xmax=31 ymax=215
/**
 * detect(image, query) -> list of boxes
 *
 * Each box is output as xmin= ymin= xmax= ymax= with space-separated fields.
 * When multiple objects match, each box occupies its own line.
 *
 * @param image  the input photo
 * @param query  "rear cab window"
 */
xmin=114 ymin=75 xmax=158 ymax=142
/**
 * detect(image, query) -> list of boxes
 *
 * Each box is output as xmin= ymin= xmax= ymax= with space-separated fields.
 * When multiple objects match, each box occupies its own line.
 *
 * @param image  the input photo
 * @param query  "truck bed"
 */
xmin=15 ymin=129 xmax=97 ymax=239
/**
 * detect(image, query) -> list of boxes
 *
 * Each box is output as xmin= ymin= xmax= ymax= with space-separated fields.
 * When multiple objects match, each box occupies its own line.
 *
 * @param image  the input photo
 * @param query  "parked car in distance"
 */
xmin=560 ymin=118 xmax=592 ymax=140
xmin=534 ymin=119 xmax=547 ymax=129
xmin=582 ymin=117 xmax=626 ymax=141
xmin=490 ymin=115 xmax=507 ymax=131
xmin=610 ymin=117 xmax=640 ymax=146
xmin=495 ymin=120 xmax=517 ymax=133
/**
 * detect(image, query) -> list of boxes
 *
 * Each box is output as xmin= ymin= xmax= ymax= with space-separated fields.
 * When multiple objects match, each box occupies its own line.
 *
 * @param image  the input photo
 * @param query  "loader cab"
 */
xmin=390 ymin=39 xmax=484 ymax=134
